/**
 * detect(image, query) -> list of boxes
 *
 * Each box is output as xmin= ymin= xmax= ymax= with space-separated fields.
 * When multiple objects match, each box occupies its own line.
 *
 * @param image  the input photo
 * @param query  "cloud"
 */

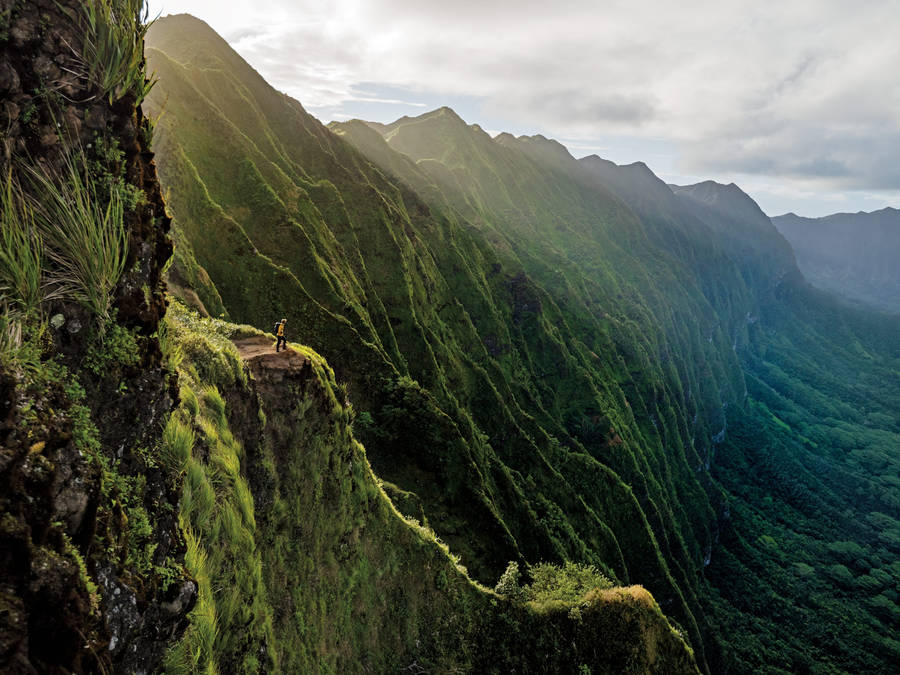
xmin=148 ymin=0 xmax=900 ymax=202
xmin=490 ymin=90 xmax=658 ymax=131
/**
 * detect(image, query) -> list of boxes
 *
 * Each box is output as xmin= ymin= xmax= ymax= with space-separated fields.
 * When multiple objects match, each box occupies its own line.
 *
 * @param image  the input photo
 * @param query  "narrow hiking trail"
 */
xmin=232 ymin=336 xmax=310 ymax=379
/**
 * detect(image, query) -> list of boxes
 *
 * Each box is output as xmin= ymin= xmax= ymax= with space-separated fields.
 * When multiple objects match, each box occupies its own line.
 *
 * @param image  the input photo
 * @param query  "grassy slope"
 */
xmin=162 ymin=302 xmax=699 ymax=673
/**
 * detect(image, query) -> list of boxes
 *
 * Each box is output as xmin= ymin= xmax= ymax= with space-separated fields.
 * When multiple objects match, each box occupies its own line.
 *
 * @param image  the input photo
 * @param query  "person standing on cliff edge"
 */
xmin=274 ymin=318 xmax=287 ymax=352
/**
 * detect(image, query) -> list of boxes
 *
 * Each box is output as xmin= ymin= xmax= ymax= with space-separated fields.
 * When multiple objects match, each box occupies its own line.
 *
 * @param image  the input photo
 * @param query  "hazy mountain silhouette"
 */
xmin=773 ymin=208 xmax=900 ymax=312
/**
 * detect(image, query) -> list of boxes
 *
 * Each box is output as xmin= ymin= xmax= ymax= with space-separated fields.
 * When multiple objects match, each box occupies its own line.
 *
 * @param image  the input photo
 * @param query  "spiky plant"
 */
xmin=24 ymin=146 xmax=128 ymax=325
xmin=0 ymin=175 xmax=44 ymax=314
xmin=0 ymin=173 xmax=45 ymax=362
xmin=78 ymin=0 xmax=156 ymax=104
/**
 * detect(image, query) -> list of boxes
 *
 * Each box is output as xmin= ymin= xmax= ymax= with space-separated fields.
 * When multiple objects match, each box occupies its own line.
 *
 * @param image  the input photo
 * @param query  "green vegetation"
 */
xmin=0 ymin=137 xmax=137 ymax=364
xmin=145 ymin=14 xmax=899 ymax=674
xmin=159 ymin=301 xmax=697 ymax=673
xmin=526 ymin=562 xmax=615 ymax=606
xmin=697 ymin=288 xmax=900 ymax=673
xmin=0 ymin=174 xmax=44 ymax=361
xmin=16 ymin=140 xmax=128 ymax=325
xmin=0 ymin=176 xmax=43 ymax=313
xmin=79 ymin=0 xmax=156 ymax=104
xmin=495 ymin=560 xmax=615 ymax=606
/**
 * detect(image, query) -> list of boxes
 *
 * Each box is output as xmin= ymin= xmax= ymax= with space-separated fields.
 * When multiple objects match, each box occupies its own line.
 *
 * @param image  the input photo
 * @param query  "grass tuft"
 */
xmin=0 ymin=174 xmax=44 ymax=315
xmin=23 ymin=143 xmax=128 ymax=325
xmin=0 ymin=173 xmax=45 ymax=364
xmin=78 ymin=0 xmax=157 ymax=104
xmin=162 ymin=414 xmax=193 ymax=473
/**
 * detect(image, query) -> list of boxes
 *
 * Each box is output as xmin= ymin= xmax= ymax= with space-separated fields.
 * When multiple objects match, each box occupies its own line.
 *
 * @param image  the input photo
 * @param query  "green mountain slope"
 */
xmin=145 ymin=14 xmax=900 ymax=673
xmin=161 ymin=302 xmax=698 ymax=673
xmin=146 ymin=18 xmax=725 ymax=667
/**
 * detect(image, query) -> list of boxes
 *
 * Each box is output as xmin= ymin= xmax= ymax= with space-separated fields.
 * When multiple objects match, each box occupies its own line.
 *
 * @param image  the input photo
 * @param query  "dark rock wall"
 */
xmin=0 ymin=1 xmax=189 ymax=672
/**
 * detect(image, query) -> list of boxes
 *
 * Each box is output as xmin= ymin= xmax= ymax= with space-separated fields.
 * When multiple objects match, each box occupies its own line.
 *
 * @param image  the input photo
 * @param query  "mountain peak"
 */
xmin=670 ymin=179 xmax=782 ymax=237
xmin=671 ymin=179 xmax=759 ymax=209
xmin=421 ymin=106 xmax=465 ymax=123
xmin=152 ymin=12 xmax=218 ymax=38
xmin=511 ymin=134 xmax=576 ymax=164
xmin=579 ymin=155 xmax=671 ymax=197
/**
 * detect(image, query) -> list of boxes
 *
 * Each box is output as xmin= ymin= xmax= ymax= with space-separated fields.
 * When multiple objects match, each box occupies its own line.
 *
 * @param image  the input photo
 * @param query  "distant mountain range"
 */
xmin=773 ymin=208 xmax=900 ymax=313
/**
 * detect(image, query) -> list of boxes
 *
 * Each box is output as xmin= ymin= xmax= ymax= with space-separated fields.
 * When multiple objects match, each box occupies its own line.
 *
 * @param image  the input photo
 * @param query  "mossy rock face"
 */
xmin=0 ymin=2 xmax=192 ymax=672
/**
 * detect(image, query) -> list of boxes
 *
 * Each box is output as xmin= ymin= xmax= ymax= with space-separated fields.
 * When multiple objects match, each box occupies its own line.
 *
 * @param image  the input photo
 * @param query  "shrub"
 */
xmin=495 ymin=560 xmax=614 ymax=606
xmin=494 ymin=561 xmax=523 ymax=600
xmin=523 ymin=561 xmax=613 ymax=605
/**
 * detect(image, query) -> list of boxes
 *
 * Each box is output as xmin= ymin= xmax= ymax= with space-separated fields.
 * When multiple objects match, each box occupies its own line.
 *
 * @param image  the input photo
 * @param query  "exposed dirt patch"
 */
xmin=233 ymin=337 xmax=309 ymax=375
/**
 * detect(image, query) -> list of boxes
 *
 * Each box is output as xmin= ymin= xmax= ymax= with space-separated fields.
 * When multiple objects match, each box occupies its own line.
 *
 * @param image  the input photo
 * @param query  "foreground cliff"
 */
xmin=1 ymin=1 xmax=192 ymax=671
xmin=163 ymin=302 xmax=698 ymax=673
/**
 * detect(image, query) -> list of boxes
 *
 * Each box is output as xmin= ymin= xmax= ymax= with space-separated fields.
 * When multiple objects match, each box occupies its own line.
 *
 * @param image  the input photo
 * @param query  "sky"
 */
xmin=146 ymin=0 xmax=900 ymax=217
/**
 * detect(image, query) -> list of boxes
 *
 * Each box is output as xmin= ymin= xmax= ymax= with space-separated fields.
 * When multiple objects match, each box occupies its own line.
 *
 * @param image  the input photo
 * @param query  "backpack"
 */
xmin=274 ymin=322 xmax=280 ymax=335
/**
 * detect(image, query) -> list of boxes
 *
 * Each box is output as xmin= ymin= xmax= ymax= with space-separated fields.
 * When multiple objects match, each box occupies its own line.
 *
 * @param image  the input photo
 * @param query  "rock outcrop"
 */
xmin=0 ymin=1 xmax=191 ymax=672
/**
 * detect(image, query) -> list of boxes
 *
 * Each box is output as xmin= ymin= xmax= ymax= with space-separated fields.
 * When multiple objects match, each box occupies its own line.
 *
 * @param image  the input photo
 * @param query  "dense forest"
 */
xmin=0 ymin=4 xmax=897 ymax=674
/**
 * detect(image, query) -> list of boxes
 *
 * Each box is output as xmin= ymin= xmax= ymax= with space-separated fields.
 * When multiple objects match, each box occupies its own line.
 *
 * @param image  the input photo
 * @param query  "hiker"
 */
xmin=274 ymin=318 xmax=287 ymax=352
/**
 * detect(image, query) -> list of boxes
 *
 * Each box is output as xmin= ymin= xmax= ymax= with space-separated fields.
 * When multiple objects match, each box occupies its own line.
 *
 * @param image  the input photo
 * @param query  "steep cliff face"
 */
xmin=0 ymin=1 xmax=191 ymax=672
xmin=162 ymin=303 xmax=699 ymax=673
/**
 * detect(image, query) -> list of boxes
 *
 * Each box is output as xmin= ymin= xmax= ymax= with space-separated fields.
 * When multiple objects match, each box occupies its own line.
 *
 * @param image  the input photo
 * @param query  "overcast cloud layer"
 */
xmin=148 ymin=0 xmax=900 ymax=216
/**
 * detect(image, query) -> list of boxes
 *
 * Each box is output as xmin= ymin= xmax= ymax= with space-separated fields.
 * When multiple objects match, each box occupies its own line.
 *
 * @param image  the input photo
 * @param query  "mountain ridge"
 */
xmin=773 ymin=207 xmax=900 ymax=312
xmin=144 ymin=14 xmax=900 ymax=674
